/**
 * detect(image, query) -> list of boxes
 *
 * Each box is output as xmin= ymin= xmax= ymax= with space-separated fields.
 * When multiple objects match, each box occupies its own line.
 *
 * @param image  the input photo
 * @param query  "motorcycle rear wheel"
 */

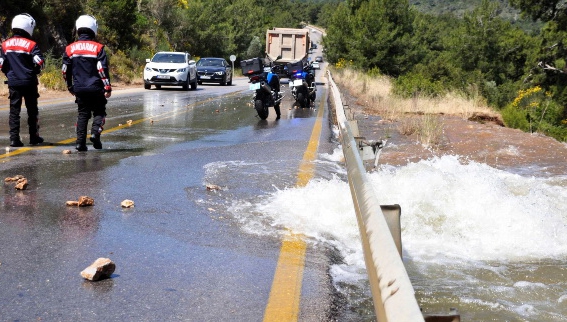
xmin=255 ymin=100 xmax=269 ymax=120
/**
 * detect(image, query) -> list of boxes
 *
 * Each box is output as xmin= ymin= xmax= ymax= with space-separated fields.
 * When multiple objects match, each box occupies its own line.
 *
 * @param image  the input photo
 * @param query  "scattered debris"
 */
xmin=121 ymin=199 xmax=135 ymax=208
xmin=206 ymin=184 xmax=223 ymax=191
xmin=62 ymin=149 xmax=72 ymax=154
xmin=150 ymin=118 xmax=154 ymax=124
xmin=80 ymin=258 xmax=116 ymax=281
xmin=5 ymin=175 xmax=28 ymax=190
xmin=66 ymin=196 xmax=94 ymax=207
xmin=127 ymin=120 xmax=133 ymax=126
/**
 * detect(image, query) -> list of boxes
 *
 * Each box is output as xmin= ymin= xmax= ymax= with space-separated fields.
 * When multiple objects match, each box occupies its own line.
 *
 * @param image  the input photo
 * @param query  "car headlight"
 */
xmin=214 ymin=71 xmax=224 ymax=75
xmin=177 ymin=68 xmax=187 ymax=73
xmin=145 ymin=67 xmax=152 ymax=72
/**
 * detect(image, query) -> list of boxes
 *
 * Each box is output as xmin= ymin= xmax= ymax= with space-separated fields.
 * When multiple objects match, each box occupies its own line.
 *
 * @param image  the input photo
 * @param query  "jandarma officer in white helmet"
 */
xmin=0 ymin=13 xmax=46 ymax=147
xmin=62 ymin=14 xmax=112 ymax=152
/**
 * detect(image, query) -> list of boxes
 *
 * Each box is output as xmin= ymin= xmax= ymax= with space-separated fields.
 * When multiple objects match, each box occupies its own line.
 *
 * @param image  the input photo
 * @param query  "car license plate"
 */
xmin=293 ymin=79 xmax=303 ymax=87
xmin=157 ymin=75 xmax=169 ymax=79
xmin=201 ymin=76 xmax=210 ymax=79
xmin=249 ymin=83 xmax=261 ymax=91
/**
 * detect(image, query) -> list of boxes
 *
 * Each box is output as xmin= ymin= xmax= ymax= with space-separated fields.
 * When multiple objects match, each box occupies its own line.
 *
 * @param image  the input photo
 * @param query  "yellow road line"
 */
xmin=0 ymin=91 xmax=244 ymax=160
xmin=263 ymin=88 xmax=326 ymax=322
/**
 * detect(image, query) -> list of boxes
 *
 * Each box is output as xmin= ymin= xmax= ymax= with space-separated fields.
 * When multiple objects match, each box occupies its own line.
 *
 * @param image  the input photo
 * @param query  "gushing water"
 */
xmin=218 ymin=151 xmax=567 ymax=320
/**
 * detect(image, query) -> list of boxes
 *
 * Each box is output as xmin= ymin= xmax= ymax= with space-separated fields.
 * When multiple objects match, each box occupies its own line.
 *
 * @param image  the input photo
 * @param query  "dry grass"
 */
xmin=332 ymin=68 xmax=496 ymax=118
xmin=331 ymin=68 xmax=500 ymax=147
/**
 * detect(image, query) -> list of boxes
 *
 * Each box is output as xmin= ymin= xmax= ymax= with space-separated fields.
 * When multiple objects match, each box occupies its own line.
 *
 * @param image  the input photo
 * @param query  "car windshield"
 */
xmin=152 ymin=53 xmax=186 ymax=63
xmin=197 ymin=59 xmax=224 ymax=67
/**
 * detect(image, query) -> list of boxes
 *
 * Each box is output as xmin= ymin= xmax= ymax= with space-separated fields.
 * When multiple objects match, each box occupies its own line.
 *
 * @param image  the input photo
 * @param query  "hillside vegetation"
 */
xmin=409 ymin=0 xmax=541 ymax=31
xmin=324 ymin=0 xmax=567 ymax=141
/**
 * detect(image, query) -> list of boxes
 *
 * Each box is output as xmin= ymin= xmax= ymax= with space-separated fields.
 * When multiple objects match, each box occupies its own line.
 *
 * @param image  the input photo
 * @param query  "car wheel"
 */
xmin=227 ymin=76 xmax=232 ymax=86
xmin=198 ymin=81 xmax=202 ymax=85
xmin=191 ymin=77 xmax=197 ymax=90
xmin=144 ymin=83 xmax=151 ymax=90
xmin=155 ymin=85 xmax=161 ymax=89
xmin=221 ymin=75 xmax=227 ymax=86
xmin=183 ymin=78 xmax=189 ymax=90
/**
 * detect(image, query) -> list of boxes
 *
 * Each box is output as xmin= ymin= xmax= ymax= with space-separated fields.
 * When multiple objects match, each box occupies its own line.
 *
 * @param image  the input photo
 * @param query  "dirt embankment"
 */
xmin=338 ymin=84 xmax=567 ymax=178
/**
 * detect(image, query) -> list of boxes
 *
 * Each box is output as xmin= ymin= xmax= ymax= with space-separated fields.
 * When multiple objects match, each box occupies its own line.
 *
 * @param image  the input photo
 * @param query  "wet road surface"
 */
xmin=0 ymin=63 xmax=342 ymax=321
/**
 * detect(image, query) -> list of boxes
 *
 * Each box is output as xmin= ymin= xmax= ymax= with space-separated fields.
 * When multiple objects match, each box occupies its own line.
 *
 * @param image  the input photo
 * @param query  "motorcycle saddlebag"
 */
xmin=287 ymin=61 xmax=303 ymax=74
xmin=241 ymin=58 xmax=263 ymax=76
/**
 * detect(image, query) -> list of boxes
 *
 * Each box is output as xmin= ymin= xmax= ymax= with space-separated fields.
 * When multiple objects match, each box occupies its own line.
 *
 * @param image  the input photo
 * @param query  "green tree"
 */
xmin=324 ymin=0 xmax=416 ymax=76
xmin=83 ymin=0 xmax=139 ymax=50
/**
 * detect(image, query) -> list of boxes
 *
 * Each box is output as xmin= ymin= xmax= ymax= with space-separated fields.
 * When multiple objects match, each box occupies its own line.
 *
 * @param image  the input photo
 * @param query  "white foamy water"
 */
xmin=224 ymin=154 xmax=567 ymax=320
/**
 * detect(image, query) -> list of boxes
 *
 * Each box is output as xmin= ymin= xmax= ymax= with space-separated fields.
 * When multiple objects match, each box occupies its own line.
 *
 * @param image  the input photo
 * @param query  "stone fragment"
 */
xmin=78 ymin=196 xmax=94 ymax=207
xmin=80 ymin=258 xmax=116 ymax=281
xmin=14 ymin=178 xmax=28 ymax=190
xmin=206 ymin=184 xmax=223 ymax=191
xmin=121 ymin=199 xmax=134 ymax=208
xmin=62 ymin=149 xmax=72 ymax=154
xmin=66 ymin=201 xmax=79 ymax=206
xmin=5 ymin=175 xmax=25 ymax=182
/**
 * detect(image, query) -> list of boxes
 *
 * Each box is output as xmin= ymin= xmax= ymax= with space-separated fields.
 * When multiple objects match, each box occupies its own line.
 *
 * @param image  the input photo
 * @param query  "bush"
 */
xmin=501 ymin=104 xmax=529 ymax=131
xmin=108 ymin=50 xmax=141 ymax=84
xmin=393 ymin=72 xmax=445 ymax=98
xmin=39 ymin=52 xmax=66 ymax=91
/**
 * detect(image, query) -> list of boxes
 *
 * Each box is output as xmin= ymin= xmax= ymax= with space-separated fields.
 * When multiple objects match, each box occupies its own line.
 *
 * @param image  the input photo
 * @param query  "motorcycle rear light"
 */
xmin=250 ymin=75 xmax=260 ymax=82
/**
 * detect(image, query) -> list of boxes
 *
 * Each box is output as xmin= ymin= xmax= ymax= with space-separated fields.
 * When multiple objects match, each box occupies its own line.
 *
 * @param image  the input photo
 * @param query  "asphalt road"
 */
xmin=0 ymin=42 xmax=346 ymax=321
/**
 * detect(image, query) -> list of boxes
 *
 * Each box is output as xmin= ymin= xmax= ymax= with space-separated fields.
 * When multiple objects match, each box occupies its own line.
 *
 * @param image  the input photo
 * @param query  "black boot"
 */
xmin=90 ymin=134 xmax=102 ymax=149
xmin=29 ymin=136 xmax=44 ymax=145
xmin=10 ymin=139 xmax=24 ymax=147
xmin=76 ymin=140 xmax=87 ymax=152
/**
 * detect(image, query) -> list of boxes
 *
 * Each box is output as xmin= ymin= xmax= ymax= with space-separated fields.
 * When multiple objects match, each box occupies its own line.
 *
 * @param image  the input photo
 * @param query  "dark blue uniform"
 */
xmin=62 ymin=33 xmax=112 ymax=151
xmin=0 ymin=34 xmax=45 ymax=145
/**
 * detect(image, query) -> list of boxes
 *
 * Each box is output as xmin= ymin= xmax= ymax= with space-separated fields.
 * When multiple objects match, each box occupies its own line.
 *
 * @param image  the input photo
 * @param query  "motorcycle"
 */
xmin=287 ymin=61 xmax=316 ymax=108
xmin=241 ymin=58 xmax=283 ymax=120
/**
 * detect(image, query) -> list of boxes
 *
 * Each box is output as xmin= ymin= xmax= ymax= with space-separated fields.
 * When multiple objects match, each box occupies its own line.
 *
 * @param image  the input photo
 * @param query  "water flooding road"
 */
xmin=0 ymin=78 xmax=342 ymax=321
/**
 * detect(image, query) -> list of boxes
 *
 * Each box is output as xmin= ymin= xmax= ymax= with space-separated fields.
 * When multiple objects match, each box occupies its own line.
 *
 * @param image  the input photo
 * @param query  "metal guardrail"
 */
xmin=327 ymin=70 xmax=424 ymax=322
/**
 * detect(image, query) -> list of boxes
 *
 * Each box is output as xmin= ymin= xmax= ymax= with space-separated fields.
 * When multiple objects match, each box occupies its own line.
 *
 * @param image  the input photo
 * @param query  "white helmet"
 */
xmin=12 ymin=13 xmax=35 ymax=36
xmin=76 ymin=15 xmax=97 ymax=35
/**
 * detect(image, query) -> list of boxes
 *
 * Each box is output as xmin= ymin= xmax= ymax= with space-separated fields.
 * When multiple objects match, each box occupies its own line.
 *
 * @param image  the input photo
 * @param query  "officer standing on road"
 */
xmin=62 ymin=14 xmax=111 ymax=152
xmin=0 ymin=13 xmax=45 ymax=147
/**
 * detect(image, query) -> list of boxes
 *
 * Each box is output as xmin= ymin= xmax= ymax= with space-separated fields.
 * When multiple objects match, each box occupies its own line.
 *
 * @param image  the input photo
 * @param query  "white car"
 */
xmin=144 ymin=52 xmax=198 ymax=90
xmin=312 ymin=61 xmax=320 ymax=69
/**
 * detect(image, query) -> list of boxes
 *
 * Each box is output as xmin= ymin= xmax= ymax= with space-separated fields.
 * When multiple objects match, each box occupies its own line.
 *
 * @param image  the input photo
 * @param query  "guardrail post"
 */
xmin=380 ymin=205 xmax=402 ymax=257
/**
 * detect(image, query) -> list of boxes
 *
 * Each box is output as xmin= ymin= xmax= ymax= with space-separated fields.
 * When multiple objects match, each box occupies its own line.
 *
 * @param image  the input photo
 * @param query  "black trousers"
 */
xmin=8 ymin=85 xmax=40 ymax=141
xmin=75 ymin=93 xmax=107 ymax=144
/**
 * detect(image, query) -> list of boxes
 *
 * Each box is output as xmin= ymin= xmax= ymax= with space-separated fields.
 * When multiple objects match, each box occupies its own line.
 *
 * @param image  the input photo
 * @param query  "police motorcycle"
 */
xmin=287 ymin=60 xmax=316 ymax=108
xmin=241 ymin=57 xmax=283 ymax=120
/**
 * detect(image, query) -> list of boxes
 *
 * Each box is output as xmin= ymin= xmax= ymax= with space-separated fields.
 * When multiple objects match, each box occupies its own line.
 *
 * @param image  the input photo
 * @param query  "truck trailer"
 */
xmin=265 ymin=28 xmax=310 ymax=68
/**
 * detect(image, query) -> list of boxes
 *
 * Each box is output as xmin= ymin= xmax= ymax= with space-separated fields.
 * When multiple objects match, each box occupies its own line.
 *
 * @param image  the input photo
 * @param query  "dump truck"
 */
xmin=265 ymin=28 xmax=310 ymax=71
